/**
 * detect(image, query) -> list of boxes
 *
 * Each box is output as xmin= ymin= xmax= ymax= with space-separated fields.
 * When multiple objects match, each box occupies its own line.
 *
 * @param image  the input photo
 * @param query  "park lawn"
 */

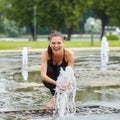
xmin=0 ymin=40 xmax=120 ymax=50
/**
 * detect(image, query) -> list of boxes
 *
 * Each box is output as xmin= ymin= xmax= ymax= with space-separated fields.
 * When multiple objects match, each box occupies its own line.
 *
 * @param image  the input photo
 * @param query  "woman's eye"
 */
xmin=51 ymin=42 xmax=55 ymax=44
xmin=57 ymin=42 xmax=61 ymax=44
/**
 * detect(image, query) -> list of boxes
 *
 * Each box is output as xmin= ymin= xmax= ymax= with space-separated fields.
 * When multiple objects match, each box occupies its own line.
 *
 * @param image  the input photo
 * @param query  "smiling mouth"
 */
xmin=53 ymin=48 xmax=60 ymax=51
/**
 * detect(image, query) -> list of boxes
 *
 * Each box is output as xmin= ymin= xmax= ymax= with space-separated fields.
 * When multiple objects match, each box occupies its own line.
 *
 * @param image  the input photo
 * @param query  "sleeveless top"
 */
xmin=47 ymin=49 xmax=68 ymax=81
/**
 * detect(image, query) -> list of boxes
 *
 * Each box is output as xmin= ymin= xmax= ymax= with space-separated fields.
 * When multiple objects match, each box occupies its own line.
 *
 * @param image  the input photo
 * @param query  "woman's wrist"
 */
xmin=54 ymin=81 xmax=57 ymax=86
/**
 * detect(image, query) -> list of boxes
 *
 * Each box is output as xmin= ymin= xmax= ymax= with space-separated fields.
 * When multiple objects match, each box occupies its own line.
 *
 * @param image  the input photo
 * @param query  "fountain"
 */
xmin=0 ymin=49 xmax=120 ymax=119
xmin=100 ymin=36 xmax=109 ymax=71
xmin=54 ymin=66 xmax=76 ymax=117
xmin=21 ymin=47 xmax=28 ymax=80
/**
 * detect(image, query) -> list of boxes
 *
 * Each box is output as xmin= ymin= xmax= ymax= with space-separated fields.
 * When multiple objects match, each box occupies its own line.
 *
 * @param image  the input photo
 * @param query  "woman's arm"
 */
xmin=66 ymin=49 xmax=75 ymax=68
xmin=40 ymin=51 xmax=56 ymax=85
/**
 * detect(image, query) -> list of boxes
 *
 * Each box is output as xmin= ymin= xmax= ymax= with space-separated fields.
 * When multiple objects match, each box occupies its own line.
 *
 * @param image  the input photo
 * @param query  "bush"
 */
xmin=107 ymin=33 xmax=119 ymax=41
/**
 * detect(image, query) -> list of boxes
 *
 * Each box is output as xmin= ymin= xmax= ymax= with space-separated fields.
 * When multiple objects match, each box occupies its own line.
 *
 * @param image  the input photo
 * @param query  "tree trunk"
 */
xmin=101 ymin=20 xmax=105 ymax=40
xmin=100 ymin=11 xmax=108 ymax=40
xmin=67 ymin=28 xmax=73 ymax=40
xmin=29 ymin=24 xmax=37 ymax=41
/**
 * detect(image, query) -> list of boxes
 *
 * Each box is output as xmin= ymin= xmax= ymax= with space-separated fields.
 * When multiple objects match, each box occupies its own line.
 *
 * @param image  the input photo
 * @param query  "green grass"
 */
xmin=0 ymin=40 xmax=120 ymax=50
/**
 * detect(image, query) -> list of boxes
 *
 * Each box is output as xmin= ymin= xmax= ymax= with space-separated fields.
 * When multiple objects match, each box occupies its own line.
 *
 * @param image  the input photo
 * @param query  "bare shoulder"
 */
xmin=41 ymin=50 xmax=50 ymax=60
xmin=65 ymin=49 xmax=74 ymax=63
xmin=64 ymin=49 xmax=74 ymax=67
xmin=65 ymin=49 xmax=74 ymax=57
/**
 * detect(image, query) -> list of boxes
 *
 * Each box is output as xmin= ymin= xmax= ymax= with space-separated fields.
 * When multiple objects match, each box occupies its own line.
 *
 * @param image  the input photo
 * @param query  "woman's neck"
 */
xmin=52 ymin=48 xmax=64 ymax=57
xmin=52 ymin=49 xmax=64 ymax=63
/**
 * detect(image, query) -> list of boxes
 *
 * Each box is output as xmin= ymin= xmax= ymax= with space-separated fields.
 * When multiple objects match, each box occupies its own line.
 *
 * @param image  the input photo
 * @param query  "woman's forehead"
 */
xmin=50 ymin=36 xmax=63 ymax=42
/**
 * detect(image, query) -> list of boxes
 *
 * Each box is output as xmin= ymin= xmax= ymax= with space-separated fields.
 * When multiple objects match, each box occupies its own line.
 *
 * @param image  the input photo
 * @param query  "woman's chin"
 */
xmin=53 ymin=50 xmax=60 ymax=53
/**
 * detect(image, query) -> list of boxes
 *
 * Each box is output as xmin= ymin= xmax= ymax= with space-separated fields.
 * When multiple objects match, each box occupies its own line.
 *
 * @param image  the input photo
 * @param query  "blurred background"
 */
xmin=0 ymin=0 xmax=120 ymax=42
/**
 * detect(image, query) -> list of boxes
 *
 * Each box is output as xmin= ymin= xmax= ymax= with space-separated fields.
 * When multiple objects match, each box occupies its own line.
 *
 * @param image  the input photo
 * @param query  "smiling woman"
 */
xmin=40 ymin=31 xmax=75 ymax=110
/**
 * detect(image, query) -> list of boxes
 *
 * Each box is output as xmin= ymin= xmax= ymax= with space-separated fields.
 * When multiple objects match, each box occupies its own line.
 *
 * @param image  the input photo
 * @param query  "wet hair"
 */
xmin=47 ymin=30 xmax=66 ymax=57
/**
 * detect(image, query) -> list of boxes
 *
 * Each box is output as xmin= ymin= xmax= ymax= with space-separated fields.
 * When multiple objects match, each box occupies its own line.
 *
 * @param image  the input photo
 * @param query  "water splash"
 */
xmin=54 ymin=66 xmax=76 ymax=117
xmin=101 ymin=36 xmax=109 ymax=71
xmin=21 ymin=47 xmax=28 ymax=80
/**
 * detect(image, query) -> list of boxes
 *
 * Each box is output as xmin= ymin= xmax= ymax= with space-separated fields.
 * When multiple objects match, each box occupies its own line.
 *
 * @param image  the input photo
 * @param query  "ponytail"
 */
xmin=47 ymin=44 xmax=52 ymax=57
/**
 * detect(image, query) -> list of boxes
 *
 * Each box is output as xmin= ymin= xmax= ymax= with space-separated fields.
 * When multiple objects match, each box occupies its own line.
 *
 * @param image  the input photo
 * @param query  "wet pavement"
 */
xmin=0 ymin=48 xmax=120 ymax=120
xmin=0 ymin=106 xmax=120 ymax=120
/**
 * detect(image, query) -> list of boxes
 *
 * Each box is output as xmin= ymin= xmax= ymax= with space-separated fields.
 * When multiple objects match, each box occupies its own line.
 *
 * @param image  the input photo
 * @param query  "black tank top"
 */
xmin=47 ymin=49 xmax=68 ymax=81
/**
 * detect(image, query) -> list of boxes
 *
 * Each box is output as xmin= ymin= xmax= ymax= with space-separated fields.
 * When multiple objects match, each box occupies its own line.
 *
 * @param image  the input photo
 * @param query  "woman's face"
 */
xmin=50 ymin=36 xmax=64 ymax=54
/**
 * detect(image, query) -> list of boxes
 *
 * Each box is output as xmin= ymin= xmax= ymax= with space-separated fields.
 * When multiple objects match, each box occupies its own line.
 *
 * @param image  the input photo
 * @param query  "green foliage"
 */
xmin=107 ymin=33 xmax=119 ymax=41
xmin=4 ymin=19 xmax=19 ymax=37
xmin=0 ymin=0 xmax=120 ymax=40
xmin=0 ymin=18 xmax=5 ymax=33
xmin=2 ymin=0 xmax=91 ymax=40
xmin=3 ymin=19 xmax=27 ymax=37
xmin=107 ymin=0 xmax=120 ymax=27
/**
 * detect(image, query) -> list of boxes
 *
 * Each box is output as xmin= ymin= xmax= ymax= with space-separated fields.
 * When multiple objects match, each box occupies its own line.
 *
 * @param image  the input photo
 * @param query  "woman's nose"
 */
xmin=55 ymin=43 xmax=58 ymax=47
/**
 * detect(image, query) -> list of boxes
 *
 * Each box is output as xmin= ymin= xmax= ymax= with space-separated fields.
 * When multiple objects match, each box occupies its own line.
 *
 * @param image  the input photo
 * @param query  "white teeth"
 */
xmin=54 ymin=48 xmax=59 ymax=50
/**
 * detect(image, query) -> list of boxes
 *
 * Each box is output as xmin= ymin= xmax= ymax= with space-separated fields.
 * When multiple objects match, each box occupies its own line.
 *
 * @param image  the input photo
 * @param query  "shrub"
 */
xmin=107 ymin=33 xmax=119 ymax=41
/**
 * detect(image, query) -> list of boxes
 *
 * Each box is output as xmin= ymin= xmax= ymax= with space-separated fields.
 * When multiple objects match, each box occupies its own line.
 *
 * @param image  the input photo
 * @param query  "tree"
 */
xmin=59 ymin=0 xmax=81 ymax=40
xmin=36 ymin=0 xmax=88 ymax=40
xmin=4 ymin=19 xmax=19 ymax=37
xmin=90 ymin=0 xmax=120 ymax=39
xmin=0 ymin=0 xmax=7 ymax=34
xmin=3 ymin=0 xmax=91 ymax=40
xmin=107 ymin=0 xmax=120 ymax=27
xmin=84 ymin=17 xmax=101 ymax=34
xmin=4 ymin=0 xmax=38 ymax=40
xmin=60 ymin=0 xmax=91 ymax=40
xmin=90 ymin=0 xmax=112 ymax=39
xmin=3 ymin=0 xmax=65 ymax=40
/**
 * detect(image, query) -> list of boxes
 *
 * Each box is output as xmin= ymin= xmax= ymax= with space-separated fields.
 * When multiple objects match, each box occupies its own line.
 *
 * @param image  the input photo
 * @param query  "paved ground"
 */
xmin=0 ymin=106 xmax=120 ymax=120
xmin=0 ymin=48 xmax=120 ymax=120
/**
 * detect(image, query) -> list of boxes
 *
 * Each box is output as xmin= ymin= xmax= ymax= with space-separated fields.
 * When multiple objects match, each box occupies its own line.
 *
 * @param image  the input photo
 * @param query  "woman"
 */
xmin=40 ymin=31 xmax=74 ymax=109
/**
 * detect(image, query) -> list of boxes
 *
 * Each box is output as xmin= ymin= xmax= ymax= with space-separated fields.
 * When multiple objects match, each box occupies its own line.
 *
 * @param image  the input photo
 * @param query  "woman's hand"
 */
xmin=56 ymin=82 xmax=72 ymax=91
xmin=56 ymin=84 xmax=67 ymax=91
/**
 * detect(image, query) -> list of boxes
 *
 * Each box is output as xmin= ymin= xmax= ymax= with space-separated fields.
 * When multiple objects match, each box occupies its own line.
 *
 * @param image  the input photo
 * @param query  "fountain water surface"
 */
xmin=54 ymin=66 xmax=76 ymax=117
xmin=0 ymin=49 xmax=120 ymax=120
xmin=101 ymin=36 xmax=109 ymax=71
xmin=21 ymin=47 xmax=28 ymax=80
